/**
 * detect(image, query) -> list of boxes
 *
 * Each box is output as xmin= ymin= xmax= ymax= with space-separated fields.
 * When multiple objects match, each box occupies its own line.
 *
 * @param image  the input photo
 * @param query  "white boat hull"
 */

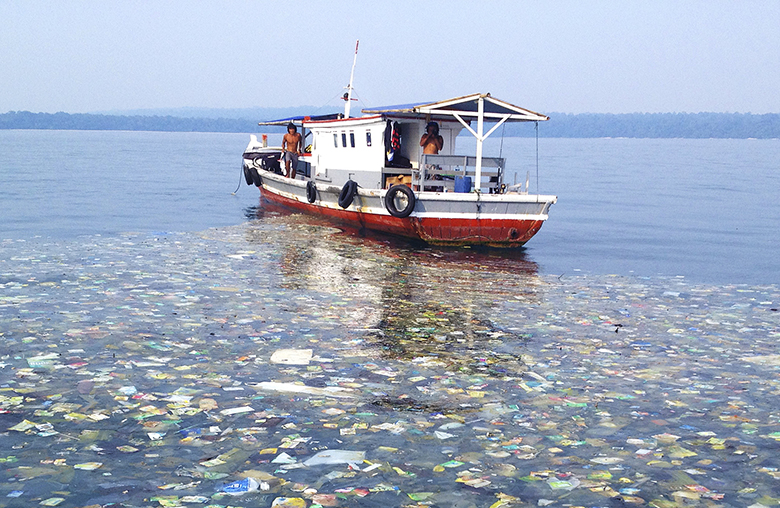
xmin=244 ymin=161 xmax=556 ymax=248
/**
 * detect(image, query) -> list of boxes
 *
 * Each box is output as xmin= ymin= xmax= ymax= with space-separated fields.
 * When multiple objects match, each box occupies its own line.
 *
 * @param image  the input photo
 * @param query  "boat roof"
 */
xmin=258 ymin=113 xmax=342 ymax=126
xmin=362 ymin=93 xmax=549 ymax=122
xmin=257 ymin=94 xmax=547 ymax=127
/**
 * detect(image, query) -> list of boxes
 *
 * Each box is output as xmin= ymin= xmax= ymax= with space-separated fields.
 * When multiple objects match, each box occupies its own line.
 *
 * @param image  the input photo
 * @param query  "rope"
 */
xmin=231 ymin=164 xmax=243 ymax=195
xmin=308 ymin=92 xmax=347 ymax=117
xmin=535 ymin=121 xmax=539 ymax=197
xmin=499 ymin=121 xmax=505 ymax=158
xmin=351 ymin=90 xmax=371 ymax=112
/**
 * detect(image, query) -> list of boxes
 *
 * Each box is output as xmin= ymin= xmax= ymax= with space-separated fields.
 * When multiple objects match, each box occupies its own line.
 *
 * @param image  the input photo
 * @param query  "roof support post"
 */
xmin=484 ymin=114 xmax=510 ymax=139
xmin=453 ymin=113 xmax=477 ymax=138
xmin=475 ymin=95 xmax=485 ymax=191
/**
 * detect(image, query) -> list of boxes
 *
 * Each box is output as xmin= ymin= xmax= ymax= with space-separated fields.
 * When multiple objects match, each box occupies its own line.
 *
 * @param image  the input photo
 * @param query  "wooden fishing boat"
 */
xmin=241 ymin=46 xmax=556 ymax=248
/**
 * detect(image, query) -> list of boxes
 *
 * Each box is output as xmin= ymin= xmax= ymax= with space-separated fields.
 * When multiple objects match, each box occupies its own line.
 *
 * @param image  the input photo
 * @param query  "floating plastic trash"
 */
xmin=270 ymin=348 xmax=313 ymax=365
xmin=1 ymin=221 xmax=780 ymax=506
xmin=221 ymin=477 xmax=264 ymax=495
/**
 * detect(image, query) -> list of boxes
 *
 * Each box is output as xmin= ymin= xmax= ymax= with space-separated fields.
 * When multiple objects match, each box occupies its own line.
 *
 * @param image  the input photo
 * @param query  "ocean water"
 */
xmin=1 ymin=130 xmax=780 ymax=507
xmin=0 ymin=130 xmax=256 ymax=239
xmin=2 ymin=130 xmax=778 ymax=284
xmin=526 ymin=137 xmax=780 ymax=285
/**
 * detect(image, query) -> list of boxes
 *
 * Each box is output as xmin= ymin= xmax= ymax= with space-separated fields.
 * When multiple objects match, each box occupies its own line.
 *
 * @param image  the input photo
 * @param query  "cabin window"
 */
xmin=333 ymin=133 xmax=338 ymax=148
xmin=341 ymin=132 xmax=347 ymax=147
xmin=366 ymin=131 xmax=372 ymax=146
xmin=349 ymin=132 xmax=355 ymax=148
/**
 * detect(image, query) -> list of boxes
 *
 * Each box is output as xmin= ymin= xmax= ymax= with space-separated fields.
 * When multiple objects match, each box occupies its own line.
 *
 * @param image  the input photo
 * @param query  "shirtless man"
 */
xmin=420 ymin=121 xmax=444 ymax=154
xmin=282 ymin=123 xmax=302 ymax=178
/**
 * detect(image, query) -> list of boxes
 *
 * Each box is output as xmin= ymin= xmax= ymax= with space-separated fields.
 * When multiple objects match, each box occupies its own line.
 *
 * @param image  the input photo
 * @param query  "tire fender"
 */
xmin=384 ymin=184 xmax=416 ymax=218
xmin=250 ymin=166 xmax=263 ymax=187
xmin=306 ymin=180 xmax=317 ymax=203
xmin=338 ymin=180 xmax=358 ymax=209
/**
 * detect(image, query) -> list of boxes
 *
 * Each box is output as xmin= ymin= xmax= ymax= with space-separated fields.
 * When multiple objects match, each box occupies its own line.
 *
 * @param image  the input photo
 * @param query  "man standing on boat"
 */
xmin=420 ymin=121 xmax=443 ymax=154
xmin=420 ymin=121 xmax=445 ymax=190
xmin=282 ymin=123 xmax=302 ymax=178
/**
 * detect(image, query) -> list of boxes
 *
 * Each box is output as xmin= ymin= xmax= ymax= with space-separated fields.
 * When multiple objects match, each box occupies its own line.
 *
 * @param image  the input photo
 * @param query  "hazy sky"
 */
xmin=1 ymin=1 xmax=778 ymax=114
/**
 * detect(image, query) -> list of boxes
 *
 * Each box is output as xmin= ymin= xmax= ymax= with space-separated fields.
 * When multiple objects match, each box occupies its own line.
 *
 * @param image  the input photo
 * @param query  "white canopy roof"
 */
xmin=362 ymin=93 xmax=549 ymax=123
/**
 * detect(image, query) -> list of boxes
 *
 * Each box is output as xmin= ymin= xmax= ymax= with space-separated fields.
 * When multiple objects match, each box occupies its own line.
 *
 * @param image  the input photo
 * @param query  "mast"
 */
xmin=344 ymin=40 xmax=359 ymax=118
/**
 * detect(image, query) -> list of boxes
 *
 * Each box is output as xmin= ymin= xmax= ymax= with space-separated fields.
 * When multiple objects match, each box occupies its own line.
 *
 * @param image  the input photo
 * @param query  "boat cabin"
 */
xmin=259 ymin=93 xmax=549 ymax=194
xmin=304 ymin=114 xmax=464 ymax=191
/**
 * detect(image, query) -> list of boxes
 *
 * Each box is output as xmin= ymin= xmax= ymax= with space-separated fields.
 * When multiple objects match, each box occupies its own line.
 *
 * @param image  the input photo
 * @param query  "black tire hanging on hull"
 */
xmin=338 ymin=180 xmax=358 ymax=209
xmin=250 ymin=166 xmax=263 ymax=187
xmin=306 ymin=180 xmax=317 ymax=203
xmin=384 ymin=184 xmax=416 ymax=218
xmin=243 ymin=164 xmax=254 ymax=185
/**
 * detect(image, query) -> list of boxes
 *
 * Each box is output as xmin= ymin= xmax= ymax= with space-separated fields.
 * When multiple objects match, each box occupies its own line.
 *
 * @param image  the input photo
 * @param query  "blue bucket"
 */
xmin=454 ymin=176 xmax=472 ymax=193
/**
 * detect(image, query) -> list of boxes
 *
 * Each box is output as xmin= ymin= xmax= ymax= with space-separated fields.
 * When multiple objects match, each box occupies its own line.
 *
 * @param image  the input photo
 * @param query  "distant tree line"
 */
xmin=511 ymin=112 xmax=780 ymax=139
xmin=0 ymin=111 xmax=267 ymax=133
xmin=1 ymin=110 xmax=778 ymax=138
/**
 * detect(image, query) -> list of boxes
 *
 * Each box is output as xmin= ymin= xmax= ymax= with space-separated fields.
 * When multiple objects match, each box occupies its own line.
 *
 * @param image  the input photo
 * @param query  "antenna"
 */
xmin=343 ymin=40 xmax=359 ymax=118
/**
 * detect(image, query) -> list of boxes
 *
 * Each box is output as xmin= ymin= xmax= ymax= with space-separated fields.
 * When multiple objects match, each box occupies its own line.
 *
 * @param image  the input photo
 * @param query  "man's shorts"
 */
xmin=282 ymin=151 xmax=299 ymax=167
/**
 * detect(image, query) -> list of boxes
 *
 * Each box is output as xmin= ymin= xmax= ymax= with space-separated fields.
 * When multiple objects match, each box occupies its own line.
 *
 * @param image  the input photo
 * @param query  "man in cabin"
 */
xmin=420 ymin=121 xmax=444 ymax=154
xmin=282 ymin=122 xmax=302 ymax=178
xmin=420 ymin=121 xmax=445 ymax=190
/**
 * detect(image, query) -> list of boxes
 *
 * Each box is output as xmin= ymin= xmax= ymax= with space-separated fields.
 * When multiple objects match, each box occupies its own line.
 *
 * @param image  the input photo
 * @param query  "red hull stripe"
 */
xmin=261 ymin=189 xmax=544 ymax=247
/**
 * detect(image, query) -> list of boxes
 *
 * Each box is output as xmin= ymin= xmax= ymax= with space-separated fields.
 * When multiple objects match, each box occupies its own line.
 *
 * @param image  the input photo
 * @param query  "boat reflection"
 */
xmin=244 ymin=204 xmax=544 ymax=379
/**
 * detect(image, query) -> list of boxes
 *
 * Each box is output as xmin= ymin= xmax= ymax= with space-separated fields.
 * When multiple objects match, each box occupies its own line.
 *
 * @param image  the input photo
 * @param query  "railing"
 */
xmin=416 ymin=154 xmax=505 ymax=192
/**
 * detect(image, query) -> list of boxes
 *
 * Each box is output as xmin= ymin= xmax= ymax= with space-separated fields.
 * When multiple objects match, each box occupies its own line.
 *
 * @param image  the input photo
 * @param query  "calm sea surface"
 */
xmin=1 ymin=130 xmax=780 ymax=507
xmin=1 ymin=130 xmax=778 ymax=284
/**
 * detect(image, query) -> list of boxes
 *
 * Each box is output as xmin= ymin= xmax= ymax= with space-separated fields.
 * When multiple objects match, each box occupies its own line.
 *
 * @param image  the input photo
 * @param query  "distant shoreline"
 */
xmin=1 ymin=110 xmax=778 ymax=139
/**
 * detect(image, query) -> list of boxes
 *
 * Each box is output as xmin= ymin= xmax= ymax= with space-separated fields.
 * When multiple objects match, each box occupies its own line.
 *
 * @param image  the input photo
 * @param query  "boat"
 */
xmin=241 ymin=47 xmax=556 ymax=248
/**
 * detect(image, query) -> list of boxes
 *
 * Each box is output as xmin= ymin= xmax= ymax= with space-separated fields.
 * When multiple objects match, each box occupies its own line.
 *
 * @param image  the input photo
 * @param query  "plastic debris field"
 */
xmin=2 ymin=212 xmax=780 ymax=508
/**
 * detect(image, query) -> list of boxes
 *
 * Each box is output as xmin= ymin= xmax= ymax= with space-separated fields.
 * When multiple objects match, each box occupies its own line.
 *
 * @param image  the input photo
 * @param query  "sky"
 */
xmin=1 ymin=1 xmax=779 ymax=115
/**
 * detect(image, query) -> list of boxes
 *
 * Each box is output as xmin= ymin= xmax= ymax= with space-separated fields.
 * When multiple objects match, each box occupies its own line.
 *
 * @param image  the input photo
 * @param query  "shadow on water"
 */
xmin=242 ymin=201 xmax=544 ymax=409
